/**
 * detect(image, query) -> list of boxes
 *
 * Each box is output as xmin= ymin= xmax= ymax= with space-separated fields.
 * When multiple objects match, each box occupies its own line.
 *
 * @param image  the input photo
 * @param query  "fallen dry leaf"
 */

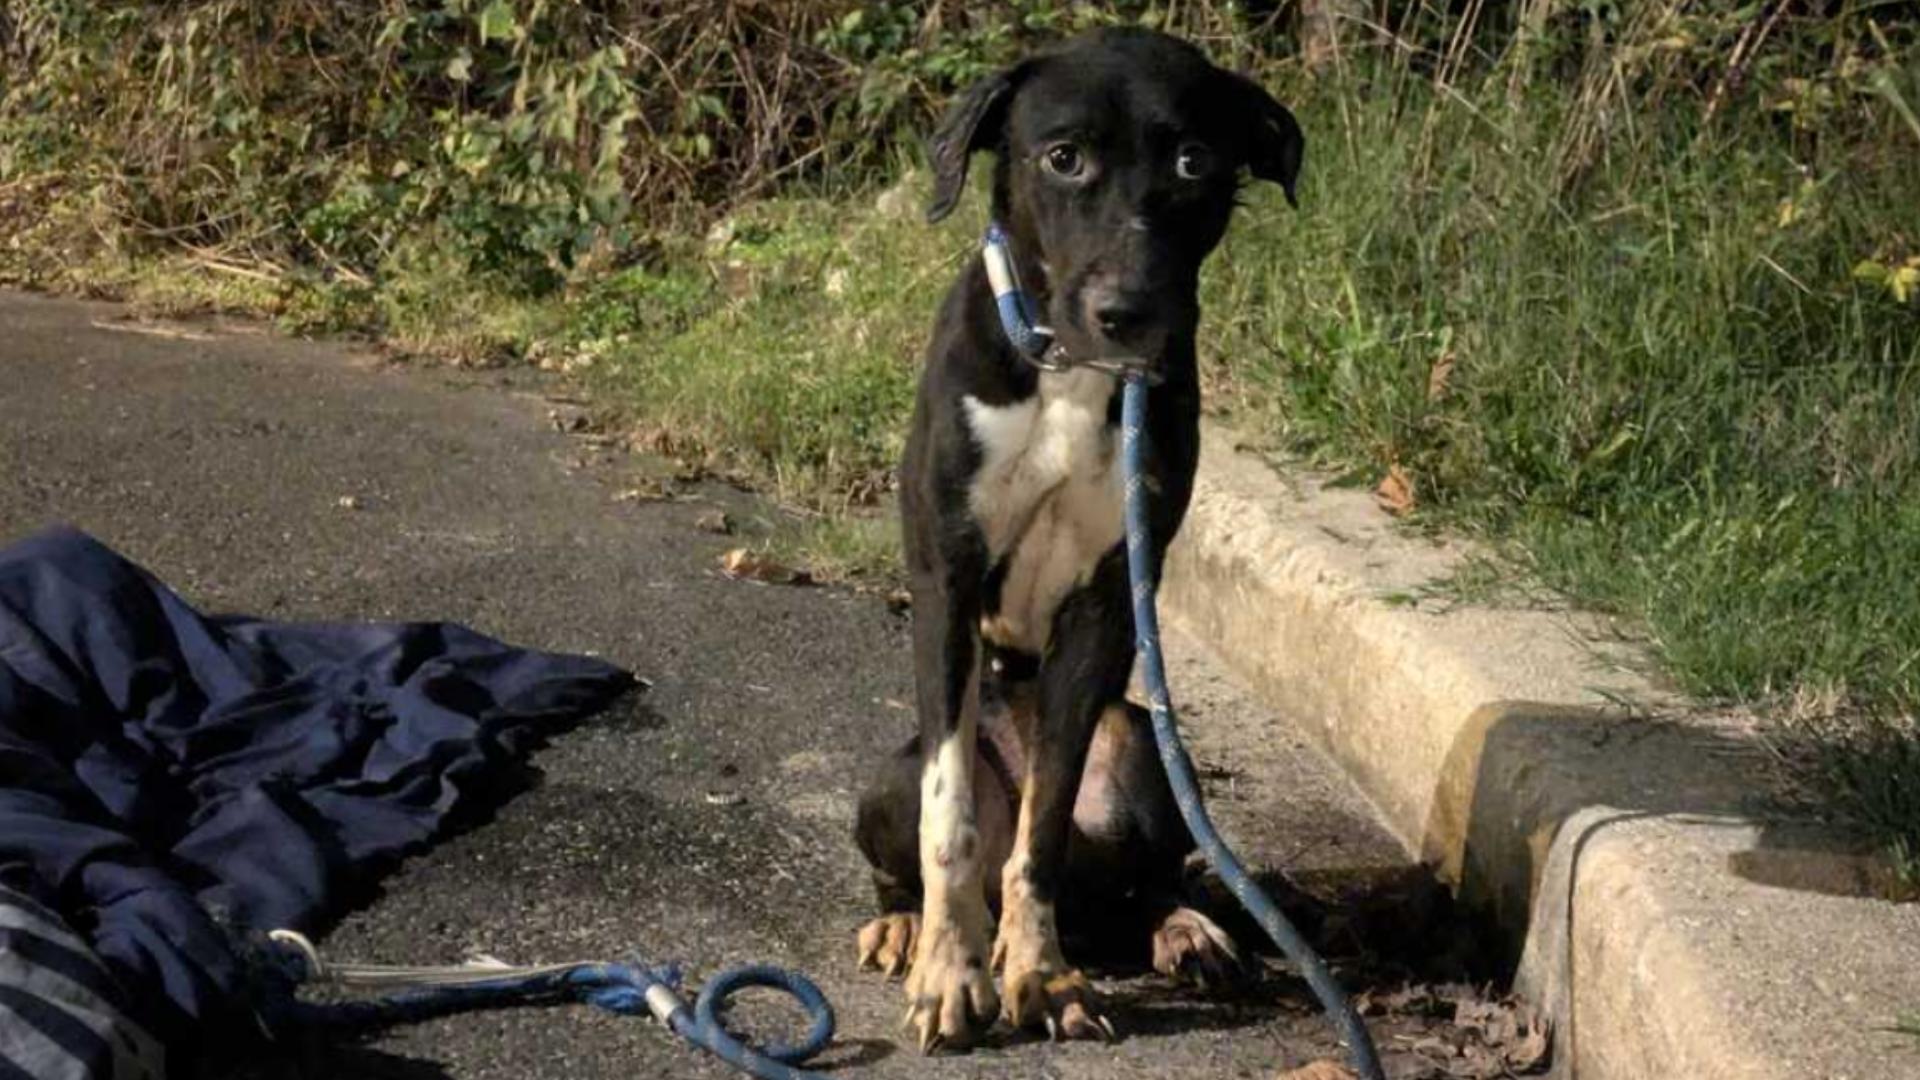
xmin=694 ymin=509 xmax=734 ymax=535
xmin=546 ymin=408 xmax=590 ymax=434
xmin=1505 ymin=1010 xmax=1552 ymax=1073
xmin=1275 ymin=1062 xmax=1357 ymax=1080
xmin=719 ymin=548 xmax=811 ymax=586
xmin=1454 ymin=994 xmax=1552 ymax=1060
xmin=1356 ymin=982 xmax=1447 ymax=1018
xmin=1453 ymin=997 xmax=1514 ymax=1040
xmin=613 ymin=479 xmax=673 ymax=503
xmin=1427 ymin=348 xmax=1457 ymax=402
xmin=1375 ymin=463 xmax=1416 ymax=516
xmin=1411 ymin=1033 xmax=1464 ymax=1060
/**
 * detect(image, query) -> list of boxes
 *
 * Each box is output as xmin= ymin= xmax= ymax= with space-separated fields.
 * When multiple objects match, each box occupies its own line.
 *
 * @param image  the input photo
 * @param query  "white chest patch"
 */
xmin=962 ymin=369 xmax=1125 ymax=655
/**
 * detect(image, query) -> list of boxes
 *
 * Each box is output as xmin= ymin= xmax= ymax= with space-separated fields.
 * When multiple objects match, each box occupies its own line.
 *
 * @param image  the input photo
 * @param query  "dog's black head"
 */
xmin=925 ymin=27 xmax=1302 ymax=371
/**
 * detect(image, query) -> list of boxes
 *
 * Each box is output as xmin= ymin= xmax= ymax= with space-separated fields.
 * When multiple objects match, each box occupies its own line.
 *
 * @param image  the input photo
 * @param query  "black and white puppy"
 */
xmin=852 ymin=27 xmax=1303 ymax=1052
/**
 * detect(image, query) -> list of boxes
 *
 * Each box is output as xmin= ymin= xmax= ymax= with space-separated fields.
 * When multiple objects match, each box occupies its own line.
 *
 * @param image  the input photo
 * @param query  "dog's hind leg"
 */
xmin=854 ymin=737 xmax=926 ymax=978
xmin=992 ymin=555 xmax=1132 ymax=1041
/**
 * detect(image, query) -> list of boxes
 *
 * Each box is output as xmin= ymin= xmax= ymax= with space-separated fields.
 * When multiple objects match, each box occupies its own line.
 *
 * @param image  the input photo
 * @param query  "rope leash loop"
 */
xmin=693 ymin=963 xmax=836 ymax=1067
xmin=265 ymin=931 xmax=837 ymax=1080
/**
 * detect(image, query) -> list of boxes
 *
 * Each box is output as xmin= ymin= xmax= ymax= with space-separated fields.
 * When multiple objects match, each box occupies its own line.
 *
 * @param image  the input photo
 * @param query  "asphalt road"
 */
xmin=0 ymin=291 xmax=1438 ymax=1080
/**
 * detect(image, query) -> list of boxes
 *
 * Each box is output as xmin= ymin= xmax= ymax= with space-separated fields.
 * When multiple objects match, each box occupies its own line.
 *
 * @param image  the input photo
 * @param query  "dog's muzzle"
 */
xmin=983 ymin=223 xmax=1165 ymax=385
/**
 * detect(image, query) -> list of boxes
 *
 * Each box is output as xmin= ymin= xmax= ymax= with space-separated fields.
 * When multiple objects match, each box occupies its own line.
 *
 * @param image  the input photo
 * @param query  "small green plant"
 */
xmin=768 ymin=512 xmax=904 ymax=587
xmin=1891 ymin=839 xmax=1920 ymax=895
xmin=1891 ymin=1012 xmax=1920 ymax=1041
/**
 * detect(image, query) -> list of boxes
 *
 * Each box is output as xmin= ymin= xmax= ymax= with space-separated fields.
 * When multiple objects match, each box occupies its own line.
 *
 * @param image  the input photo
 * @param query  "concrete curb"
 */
xmin=1161 ymin=425 xmax=1920 ymax=1080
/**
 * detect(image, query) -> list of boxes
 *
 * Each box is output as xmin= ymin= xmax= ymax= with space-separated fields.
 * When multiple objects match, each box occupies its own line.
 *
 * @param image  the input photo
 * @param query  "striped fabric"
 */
xmin=0 ymin=886 xmax=163 ymax=1080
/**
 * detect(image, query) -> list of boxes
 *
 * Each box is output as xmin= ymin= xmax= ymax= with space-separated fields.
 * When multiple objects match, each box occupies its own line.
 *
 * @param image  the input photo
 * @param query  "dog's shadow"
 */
xmin=1187 ymin=861 xmax=1500 ymax=987
xmin=1047 ymin=856 xmax=1497 ymax=1047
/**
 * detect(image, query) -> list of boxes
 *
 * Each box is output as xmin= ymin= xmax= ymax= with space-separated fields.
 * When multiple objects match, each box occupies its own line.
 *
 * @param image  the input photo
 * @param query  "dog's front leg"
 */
xmin=903 ymin=569 xmax=999 ymax=1051
xmin=992 ymin=567 xmax=1129 ymax=1041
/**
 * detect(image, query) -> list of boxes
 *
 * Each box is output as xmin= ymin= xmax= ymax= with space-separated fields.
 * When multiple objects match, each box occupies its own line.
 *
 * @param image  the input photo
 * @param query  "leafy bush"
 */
xmin=0 ymin=0 xmax=1231 ymax=291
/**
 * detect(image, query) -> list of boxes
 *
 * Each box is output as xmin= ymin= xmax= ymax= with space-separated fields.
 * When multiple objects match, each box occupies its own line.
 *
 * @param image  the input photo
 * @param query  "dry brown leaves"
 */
xmin=1357 ymin=983 xmax=1552 ymax=1078
xmin=718 ymin=548 xmax=811 ymax=586
xmin=1375 ymin=463 xmax=1417 ymax=516
xmin=1427 ymin=349 xmax=1457 ymax=402
xmin=1276 ymin=1062 xmax=1358 ymax=1080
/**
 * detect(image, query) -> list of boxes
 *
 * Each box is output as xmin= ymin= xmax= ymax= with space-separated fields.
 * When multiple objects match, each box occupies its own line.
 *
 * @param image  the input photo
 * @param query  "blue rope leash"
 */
xmin=262 ymin=931 xmax=837 ymax=1080
xmin=986 ymin=224 xmax=1388 ymax=1080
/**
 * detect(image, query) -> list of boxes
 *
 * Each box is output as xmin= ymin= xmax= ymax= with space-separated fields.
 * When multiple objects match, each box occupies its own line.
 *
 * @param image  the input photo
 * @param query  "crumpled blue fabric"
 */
xmin=0 ymin=526 xmax=635 ymax=1057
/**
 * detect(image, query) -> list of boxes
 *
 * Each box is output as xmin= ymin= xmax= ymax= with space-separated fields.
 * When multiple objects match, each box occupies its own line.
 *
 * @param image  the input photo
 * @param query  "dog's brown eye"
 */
xmin=1041 ymin=143 xmax=1086 ymax=180
xmin=1175 ymin=143 xmax=1215 ymax=181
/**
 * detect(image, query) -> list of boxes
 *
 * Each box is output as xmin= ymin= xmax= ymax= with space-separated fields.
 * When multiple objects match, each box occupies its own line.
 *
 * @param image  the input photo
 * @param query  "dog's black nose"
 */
xmin=1089 ymin=289 xmax=1154 ymax=344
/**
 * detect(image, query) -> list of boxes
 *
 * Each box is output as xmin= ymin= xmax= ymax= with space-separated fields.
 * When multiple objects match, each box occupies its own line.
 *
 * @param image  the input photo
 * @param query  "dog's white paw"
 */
xmin=902 ymin=908 xmax=997 ymax=1053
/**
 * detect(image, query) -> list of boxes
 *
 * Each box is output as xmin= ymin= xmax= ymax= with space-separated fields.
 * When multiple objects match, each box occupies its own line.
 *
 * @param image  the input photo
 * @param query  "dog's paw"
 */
xmin=1001 ymin=964 xmax=1115 ymax=1042
xmin=901 ymin=914 xmax=997 ymax=1053
xmin=1151 ymin=906 xmax=1244 ymax=991
xmin=856 ymin=913 xmax=920 ymax=978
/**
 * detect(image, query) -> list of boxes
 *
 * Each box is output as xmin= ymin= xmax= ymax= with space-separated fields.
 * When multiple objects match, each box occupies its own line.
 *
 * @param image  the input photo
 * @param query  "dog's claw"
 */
xmin=1058 ymin=997 xmax=1111 ymax=1042
xmin=1002 ymin=966 xmax=1115 ymax=1042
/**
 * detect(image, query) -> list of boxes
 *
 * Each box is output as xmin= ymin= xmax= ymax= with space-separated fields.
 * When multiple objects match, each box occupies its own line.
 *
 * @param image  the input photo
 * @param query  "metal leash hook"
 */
xmin=985 ymin=220 xmax=1386 ymax=1080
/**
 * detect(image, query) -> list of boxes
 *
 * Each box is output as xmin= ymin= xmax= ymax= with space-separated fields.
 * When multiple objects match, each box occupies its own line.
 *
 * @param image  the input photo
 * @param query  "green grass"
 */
xmin=1183 ymin=64 xmax=1920 ymax=868
xmin=1203 ymin=111 xmax=1920 ymax=705
xmin=1892 ymin=1012 xmax=1920 ymax=1042
xmin=586 ymin=195 xmax=948 ymax=504
xmin=764 ymin=512 xmax=904 ymax=587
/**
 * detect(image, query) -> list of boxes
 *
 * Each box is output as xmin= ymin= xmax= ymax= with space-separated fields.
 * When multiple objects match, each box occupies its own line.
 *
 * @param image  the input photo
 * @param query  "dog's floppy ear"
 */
xmin=1224 ymin=72 xmax=1304 ymax=208
xmin=925 ymin=64 xmax=1027 ymax=224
